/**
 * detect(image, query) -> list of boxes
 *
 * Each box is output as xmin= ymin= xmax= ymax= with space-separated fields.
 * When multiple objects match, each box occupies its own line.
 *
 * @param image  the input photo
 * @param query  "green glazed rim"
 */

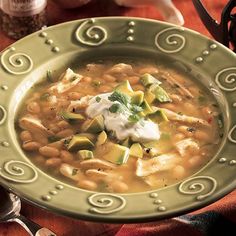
xmin=0 ymin=17 xmax=236 ymax=223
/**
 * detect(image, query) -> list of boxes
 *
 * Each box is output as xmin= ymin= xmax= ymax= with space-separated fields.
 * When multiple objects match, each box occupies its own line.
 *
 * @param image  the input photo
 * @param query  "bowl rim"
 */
xmin=0 ymin=16 xmax=236 ymax=223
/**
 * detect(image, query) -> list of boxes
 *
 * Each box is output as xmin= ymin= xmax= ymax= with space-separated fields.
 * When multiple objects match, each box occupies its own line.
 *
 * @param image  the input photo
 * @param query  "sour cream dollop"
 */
xmin=86 ymin=93 xmax=160 ymax=142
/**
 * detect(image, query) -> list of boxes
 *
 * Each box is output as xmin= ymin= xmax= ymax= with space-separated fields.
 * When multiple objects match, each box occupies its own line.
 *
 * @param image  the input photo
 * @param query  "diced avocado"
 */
xmin=129 ymin=143 xmax=143 ymax=158
xmin=131 ymin=91 xmax=144 ymax=105
xmin=140 ymin=99 xmax=154 ymax=116
xmin=121 ymin=138 xmax=131 ymax=147
xmin=77 ymin=150 xmax=94 ymax=160
xmin=152 ymin=85 xmax=172 ymax=103
xmin=82 ymin=115 xmax=104 ymax=133
xmin=96 ymin=131 xmax=107 ymax=146
xmin=115 ymin=80 xmax=133 ymax=95
xmin=102 ymin=143 xmax=129 ymax=165
xmin=144 ymin=89 xmax=156 ymax=104
xmin=67 ymin=135 xmax=94 ymax=151
xmin=60 ymin=111 xmax=85 ymax=121
xmin=148 ymin=109 xmax=169 ymax=123
xmin=140 ymin=73 xmax=161 ymax=87
xmin=78 ymin=133 xmax=96 ymax=142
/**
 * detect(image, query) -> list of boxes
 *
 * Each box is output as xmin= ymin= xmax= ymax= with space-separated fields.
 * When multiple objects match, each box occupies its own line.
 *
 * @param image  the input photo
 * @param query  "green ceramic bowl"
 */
xmin=0 ymin=17 xmax=236 ymax=223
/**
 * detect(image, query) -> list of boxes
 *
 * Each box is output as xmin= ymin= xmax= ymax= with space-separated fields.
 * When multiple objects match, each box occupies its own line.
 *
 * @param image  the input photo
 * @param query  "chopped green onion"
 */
xmin=96 ymin=96 xmax=101 ymax=103
xmin=198 ymin=96 xmax=207 ymax=104
xmin=72 ymin=168 xmax=78 ymax=176
xmin=91 ymin=80 xmax=101 ymax=87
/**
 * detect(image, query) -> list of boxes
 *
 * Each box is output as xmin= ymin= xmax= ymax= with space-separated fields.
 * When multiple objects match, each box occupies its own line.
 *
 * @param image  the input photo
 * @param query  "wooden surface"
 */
xmin=0 ymin=0 xmax=232 ymax=235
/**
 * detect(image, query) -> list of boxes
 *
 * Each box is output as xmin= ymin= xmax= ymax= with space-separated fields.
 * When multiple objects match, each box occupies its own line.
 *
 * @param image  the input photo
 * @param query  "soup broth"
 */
xmin=16 ymin=58 xmax=222 ymax=193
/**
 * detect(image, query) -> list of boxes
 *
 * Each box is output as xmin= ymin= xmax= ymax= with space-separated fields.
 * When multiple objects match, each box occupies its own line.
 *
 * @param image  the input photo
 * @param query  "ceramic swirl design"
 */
xmin=0 ymin=105 xmax=7 ymax=125
xmin=155 ymin=27 xmax=186 ymax=53
xmin=215 ymin=67 xmax=236 ymax=92
xmin=75 ymin=19 xmax=108 ymax=46
xmin=228 ymin=125 xmax=236 ymax=144
xmin=88 ymin=193 xmax=126 ymax=214
xmin=0 ymin=47 xmax=33 ymax=75
xmin=178 ymin=176 xmax=217 ymax=200
xmin=0 ymin=160 xmax=38 ymax=183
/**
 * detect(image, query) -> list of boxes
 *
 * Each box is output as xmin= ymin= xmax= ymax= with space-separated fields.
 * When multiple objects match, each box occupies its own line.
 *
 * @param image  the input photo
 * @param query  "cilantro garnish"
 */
xmin=130 ymin=104 xmax=143 ymax=113
xmin=108 ymin=91 xmax=143 ymax=123
xmin=128 ymin=114 xmax=140 ymax=123
xmin=96 ymin=96 xmax=101 ymax=103
xmin=108 ymin=91 xmax=130 ymax=107
xmin=109 ymin=103 xmax=121 ymax=113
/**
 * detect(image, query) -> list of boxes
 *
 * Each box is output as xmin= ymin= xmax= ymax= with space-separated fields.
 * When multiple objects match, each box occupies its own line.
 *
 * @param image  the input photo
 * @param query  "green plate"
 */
xmin=0 ymin=17 xmax=236 ymax=223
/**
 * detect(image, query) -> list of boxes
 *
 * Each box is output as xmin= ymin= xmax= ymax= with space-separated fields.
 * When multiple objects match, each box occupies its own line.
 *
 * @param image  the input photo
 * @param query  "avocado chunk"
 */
xmin=115 ymin=80 xmax=133 ymax=95
xmin=140 ymin=73 xmax=161 ymax=87
xmin=82 ymin=115 xmax=104 ymax=133
xmin=131 ymin=91 xmax=144 ymax=105
xmin=129 ymin=143 xmax=143 ymax=158
xmin=67 ymin=135 xmax=94 ymax=151
xmin=121 ymin=138 xmax=131 ymax=147
xmin=96 ymin=131 xmax=107 ymax=146
xmin=140 ymin=99 xmax=154 ymax=116
xmin=102 ymin=143 xmax=129 ymax=165
xmin=148 ymin=109 xmax=169 ymax=123
xmin=60 ymin=111 xmax=85 ymax=121
xmin=151 ymin=84 xmax=172 ymax=103
xmin=144 ymin=89 xmax=156 ymax=104
xmin=77 ymin=150 xmax=94 ymax=160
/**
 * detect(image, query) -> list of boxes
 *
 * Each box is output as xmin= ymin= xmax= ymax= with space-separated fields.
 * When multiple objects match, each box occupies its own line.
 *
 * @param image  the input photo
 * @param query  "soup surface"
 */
xmin=17 ymin=58 xmax=222 ymax=193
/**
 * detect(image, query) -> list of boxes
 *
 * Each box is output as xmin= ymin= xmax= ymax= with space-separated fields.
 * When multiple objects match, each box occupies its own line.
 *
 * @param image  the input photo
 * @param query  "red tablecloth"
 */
xmin=0 ymin=0 xmax=235 ymax=236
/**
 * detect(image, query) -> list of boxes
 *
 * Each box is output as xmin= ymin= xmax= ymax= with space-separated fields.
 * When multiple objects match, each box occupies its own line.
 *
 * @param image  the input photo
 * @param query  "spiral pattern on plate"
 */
xmin=179 ymin=176 xmax=217 ymax=200
xmin=155 ymin=27 xmax=186 ymax=53
xmin=75 ymin=19 xmax=108 ymax=46
xmin=215 ymin=67 xmax=236 ymax=91
xmin=228 ymin=125 xmax=236 ymax=144
xmin=1 ymin=47 xmax=33 ymax=75
xmin=88 ymin=193 xmax=126 ymax=214
xmin=0 ymin=160 xmax=38 ymax=183
xmin=0 ymin=105 xmax=7 ymax=125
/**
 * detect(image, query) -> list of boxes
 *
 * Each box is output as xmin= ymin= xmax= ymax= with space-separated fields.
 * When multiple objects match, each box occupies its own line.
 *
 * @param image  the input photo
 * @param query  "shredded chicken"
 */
xmin=160 ymin=108 xmax=209 ymax=126
xmin=136 ymin=153 xmax=181 ymax=177
xmin=106 ymin=63 xmax=133 ymax=75
xmin=175 ymin=138 xmax=199 ymax=157
xmin=49 ymin=68 xmax=82 ymax=93
xmin=85 ymin=169 xmax=109 ymax=179
xmin=160 ymin=72 xmax=193 ymax=98
xmin=80 ymin=158 xmax=116 ymax=170
xmin=19 ymin=116 xmax=53 ymax=136
xmin=67 ymin=95 xmax=92 ymax=112
xmin=59 ymin=163 xmax=82 ymax=181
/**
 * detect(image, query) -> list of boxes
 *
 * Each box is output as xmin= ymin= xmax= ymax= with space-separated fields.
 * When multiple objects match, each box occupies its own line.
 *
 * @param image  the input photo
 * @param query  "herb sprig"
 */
xmin=108 ymin=91 xmax=143 ymax=123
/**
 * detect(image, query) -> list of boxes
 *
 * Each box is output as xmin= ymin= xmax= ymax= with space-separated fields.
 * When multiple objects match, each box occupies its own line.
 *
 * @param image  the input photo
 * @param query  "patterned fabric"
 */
xmin=113 ymin=190 xmax=236 ymax=236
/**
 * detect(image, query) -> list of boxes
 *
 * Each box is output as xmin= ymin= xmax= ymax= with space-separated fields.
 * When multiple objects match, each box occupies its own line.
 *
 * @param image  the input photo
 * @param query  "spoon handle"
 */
xmin=13 ymin=214 xmax=56 ymax=236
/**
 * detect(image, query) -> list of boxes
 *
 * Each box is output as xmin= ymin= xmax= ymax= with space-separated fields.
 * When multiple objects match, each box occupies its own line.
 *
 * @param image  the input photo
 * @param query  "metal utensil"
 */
xmin=0 ymin=185 xmax=56 ymax=236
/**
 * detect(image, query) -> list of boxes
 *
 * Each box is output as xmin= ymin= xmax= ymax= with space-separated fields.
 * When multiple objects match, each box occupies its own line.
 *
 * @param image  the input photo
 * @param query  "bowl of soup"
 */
xmin=0 ymin=17 xmax=235 ymax=222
